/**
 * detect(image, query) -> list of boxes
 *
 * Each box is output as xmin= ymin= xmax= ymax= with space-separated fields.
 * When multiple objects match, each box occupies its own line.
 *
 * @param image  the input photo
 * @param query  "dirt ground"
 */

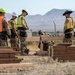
xmin=0 ymin=45 xmax=75 ymax=75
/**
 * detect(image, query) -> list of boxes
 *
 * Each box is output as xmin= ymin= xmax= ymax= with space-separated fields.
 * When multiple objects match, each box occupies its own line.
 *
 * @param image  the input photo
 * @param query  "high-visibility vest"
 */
xmin=0 ymin=16 xmax=3 ymax=32
xmin=9 ymin=19 xmax=17 ymax=29
xmin=17 ymin=16 xmax=27 ymax=27
xmin=64 ymin=18 xmax=74 ymax=29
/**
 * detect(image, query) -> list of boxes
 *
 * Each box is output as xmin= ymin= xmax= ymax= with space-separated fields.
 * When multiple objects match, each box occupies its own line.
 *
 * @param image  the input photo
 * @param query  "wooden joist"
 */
xmin=0 ymin=58 xmax=22 ymax=64
xmin=0 ymin=47 xmax=23 ymax=64
xmin=53 ymin=44 xmax=75 ymax=61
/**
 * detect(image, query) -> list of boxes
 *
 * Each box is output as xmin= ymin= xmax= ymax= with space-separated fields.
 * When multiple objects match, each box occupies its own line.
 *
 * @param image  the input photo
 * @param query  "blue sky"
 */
xmin=1 ymin=0 xmax=75 ymax=15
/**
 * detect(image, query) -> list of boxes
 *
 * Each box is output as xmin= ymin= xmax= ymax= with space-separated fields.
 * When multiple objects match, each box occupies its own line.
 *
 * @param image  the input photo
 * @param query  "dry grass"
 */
xmin=26 ymin=41 xmax=40 ymax=51
xmin=0 ymin=56 xmax=75 ymax=75
xmin=20 ymin=56 xmax=75 ymax=75
xmin=1 ymin=43 xmax=75 ymax=75
xmin=27 ymin=45 xmax=39 ymax=51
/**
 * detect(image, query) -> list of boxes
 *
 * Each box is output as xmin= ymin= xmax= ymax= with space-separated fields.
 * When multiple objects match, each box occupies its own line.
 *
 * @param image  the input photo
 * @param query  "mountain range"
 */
xmin=6 ymin=9 xmax=75 ymax=31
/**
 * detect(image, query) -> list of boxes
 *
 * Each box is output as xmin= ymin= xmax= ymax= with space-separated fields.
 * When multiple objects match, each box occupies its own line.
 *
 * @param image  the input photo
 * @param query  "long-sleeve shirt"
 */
xmin=2 ymin=18 xmax=11 ymax=36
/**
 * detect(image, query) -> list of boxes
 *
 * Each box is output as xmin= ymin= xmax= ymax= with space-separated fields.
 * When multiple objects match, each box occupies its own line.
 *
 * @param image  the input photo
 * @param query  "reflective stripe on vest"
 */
xmin=17 ymin=16 xmax=26 ymax=27
xmin=64 ymin=18 xmax=74 ymax=29
xmin=0 ymin=16 xmax=3 ymax=32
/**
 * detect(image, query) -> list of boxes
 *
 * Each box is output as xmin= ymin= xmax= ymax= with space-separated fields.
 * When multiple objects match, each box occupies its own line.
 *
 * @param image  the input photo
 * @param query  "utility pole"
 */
xmin=53 ymin=21 xmax=56 ymax=36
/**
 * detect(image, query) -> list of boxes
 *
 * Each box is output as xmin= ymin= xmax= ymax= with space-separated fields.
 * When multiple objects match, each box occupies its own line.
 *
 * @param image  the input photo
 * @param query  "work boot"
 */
xmin=24 ymin=49 xmax=29 ymax=55
xmin=21 ymin=51 xmax=26 ymax=55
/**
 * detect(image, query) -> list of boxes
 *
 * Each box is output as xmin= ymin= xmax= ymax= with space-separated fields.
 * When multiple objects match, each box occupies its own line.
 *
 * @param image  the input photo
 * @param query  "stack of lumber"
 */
xmin=0 ymin=47 xmax=22 ymax=64
xmin=53 ymin=43 xmax=75 ymax=61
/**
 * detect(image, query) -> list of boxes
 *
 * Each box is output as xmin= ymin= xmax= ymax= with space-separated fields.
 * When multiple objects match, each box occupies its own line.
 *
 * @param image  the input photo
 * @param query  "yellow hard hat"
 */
xmin=0 ymin=8 xmax=6 ymax=13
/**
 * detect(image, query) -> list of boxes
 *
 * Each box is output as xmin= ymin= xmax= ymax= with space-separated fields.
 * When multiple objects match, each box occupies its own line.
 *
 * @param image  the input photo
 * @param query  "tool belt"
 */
xmin=11 ymin=29 xmax=17 ymax=38
xmin=18 ymin=27 xmax=26 ymax=30
xmin=18 ymin=27 xmax=27 ymax=37
xmin=64 ymin=28 xmax=73 ymax=39
xmin=65 ymin=28 xmax=73 ymax=33
xmin=0 ymin=31 xmax=7 ymax=40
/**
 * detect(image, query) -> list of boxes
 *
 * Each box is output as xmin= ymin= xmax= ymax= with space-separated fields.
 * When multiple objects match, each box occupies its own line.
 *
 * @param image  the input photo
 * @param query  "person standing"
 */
xmin=0 ymin=8 xmax=11 ymax=46
xmin=38 ymin=30 xmax=44 ymax=49
xmin=63 ymin=10 xmax=75 ymax=43
xmin=8 ymin=12 xmax=19 ymax=49
xmin=17 ymin=10 xmax=29 ymax=55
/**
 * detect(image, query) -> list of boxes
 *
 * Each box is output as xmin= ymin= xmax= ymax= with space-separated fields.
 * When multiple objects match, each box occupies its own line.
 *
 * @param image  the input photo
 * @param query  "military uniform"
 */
xmin=0 ymin=8 xmax=11 ymax=47
xmin=17 ymin=14 xmax=29 ymax=54
xmin=63 ymin=28 xmax=74 ymax=43
xmin=9 ymin=18 xmax=20 ymax=50
xmin=63 ymin=10 xmax=75 ymax=43
xmin=0 ymin=18 xmax=11 ymax=46
xmin=38 ymin=30 xmax=43 ymax=48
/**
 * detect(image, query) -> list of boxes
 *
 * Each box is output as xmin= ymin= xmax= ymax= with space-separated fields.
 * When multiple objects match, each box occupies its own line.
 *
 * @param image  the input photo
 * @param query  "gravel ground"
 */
xmin=0 ymin=56 xmax=75 ymax=75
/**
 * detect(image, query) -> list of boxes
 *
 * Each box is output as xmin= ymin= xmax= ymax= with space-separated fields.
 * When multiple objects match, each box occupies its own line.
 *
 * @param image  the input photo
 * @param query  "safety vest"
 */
xmin=17 ymin=15 xmax=27 ymax=27
xmin=0 ymin=16 xmax=3 ymax=32
xmin=64 ymin=18 xmax=74 ymax=29
xmin=9 ymin=19 xmax=17 ymax=29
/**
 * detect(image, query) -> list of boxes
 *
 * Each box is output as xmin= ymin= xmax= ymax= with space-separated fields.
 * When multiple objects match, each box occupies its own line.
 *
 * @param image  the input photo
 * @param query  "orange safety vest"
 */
xmin=0 ymin=16 xmax=3 ymax=32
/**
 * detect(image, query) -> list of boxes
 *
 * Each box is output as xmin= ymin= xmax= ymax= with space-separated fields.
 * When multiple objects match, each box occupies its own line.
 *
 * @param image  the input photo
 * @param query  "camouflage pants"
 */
xmin=10 ymin=37 xmax=16 ymax=47
xmin=7 ymin=38 xmax=11 ymax=47
xmin=15 ymin=36 xmax=21 ymax=50
xmin=17 ymin=29 xmax=27 ymax=53
xmin=10 ymin=37 xmax=20 ymax=49
xmin=0 ymin=34 xmax=8 ymax=47
xmin=0 ymin=39 xmax=8 ymax=46
xmin=20 ymin=36 xmax=27 ymax=53
xmin=63 ymin=30 xmax=74 ymax=43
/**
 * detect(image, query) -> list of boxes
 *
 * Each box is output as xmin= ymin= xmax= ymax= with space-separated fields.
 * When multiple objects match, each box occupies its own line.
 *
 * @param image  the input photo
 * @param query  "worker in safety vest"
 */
xmin=0 ymin=8 xmax=11 ymax=46
xmin=63 ymin=10 xmax=75 ymax=43
xmin=17 ymin=10 xmax=29 ymax=55
xmin=8 ymin=12 xmax=20 ymax=49
xmin=38 ymin=30 xmax=44 ymax=48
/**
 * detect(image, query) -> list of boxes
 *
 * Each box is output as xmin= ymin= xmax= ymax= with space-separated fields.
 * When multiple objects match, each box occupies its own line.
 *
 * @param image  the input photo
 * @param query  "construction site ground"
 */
xmin=0 ymin=52 xmax=74 ymax=75
xmin=0 ymin=37 xmax=75 ymax=75
xmin=0 ymin=56 xmax=75 ymax=75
